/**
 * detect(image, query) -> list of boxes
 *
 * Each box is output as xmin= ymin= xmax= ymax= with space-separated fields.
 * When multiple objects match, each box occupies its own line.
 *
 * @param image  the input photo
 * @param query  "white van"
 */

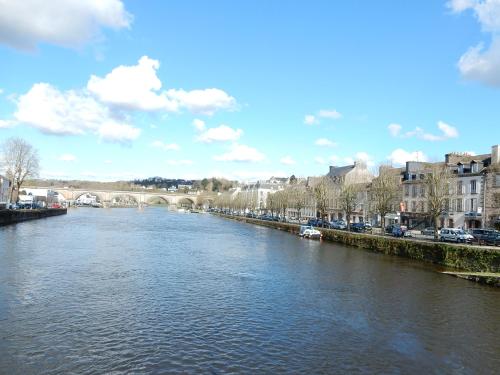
xmin=439 ymin=228 xmax=474 ymax=243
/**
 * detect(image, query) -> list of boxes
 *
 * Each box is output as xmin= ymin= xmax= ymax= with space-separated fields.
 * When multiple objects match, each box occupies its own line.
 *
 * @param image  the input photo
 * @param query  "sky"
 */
xmin=1 ymin=0 xmax=499 ymax=182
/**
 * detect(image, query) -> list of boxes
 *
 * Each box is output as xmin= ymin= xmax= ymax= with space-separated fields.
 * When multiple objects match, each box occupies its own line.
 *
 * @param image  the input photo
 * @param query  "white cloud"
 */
xmin=280 ymin=155 xmax=296 ymax=165
xmin=315 ymin=138 xmax=337 ymax=147
xmin=58 ymin=153 xmax=76 ymax=162
xmin=166 ymin=88 xmax=236 ymax=116
xmin=197 ymin=124 xmax=243 ymax=143
xmin=14 ymin=82 xmax=140 ymax=143
xmin=166 ymin=159 xmax=193 ymax=166
xmin=318 ymin=109 xmax=342 ymax=119
xmin=192 ymin=118 xmax=206 ymax=131
xmin=448 ymin=0 xmax=500 ymax=86
xmin=88 ymin=56 xmax=178 ymax=112
xmin=457 ymin=39 xmax=500 ymax=86
xmin=388 ymin=121 xmax=459 ymax=141
xmin=0 ymin=0 xmax=132 ymax=50
xmin=314 ymin=156 xmax=326 ymax=165
xmin=0 ymin=88 xmax=3 ymax=95
xmin=304 ymin=115 xmax=317 ymax=125
xmin=387 ymin=149 xmax=428 ymax=166
xmin=448 ymin=0 xmax=500 ymax=32
xmin=151 ymin=140 xmax=180 ymax=151
xmin=437 ymin=121 xmax=459 ymax=138
xmin=388 ymin=123 xmax=402 ymax=137
xmin=354 ymin=152 xmax=375 ymax=167
xmin=97 ymin=122 xmax=141 ymax=143
xmin=104 ymin=160 xmax=113 ymax=164
xmin=214 ymin=144 xmax=265 ymax=162
xmin=0 ymin=119 xmax=15 ymax=128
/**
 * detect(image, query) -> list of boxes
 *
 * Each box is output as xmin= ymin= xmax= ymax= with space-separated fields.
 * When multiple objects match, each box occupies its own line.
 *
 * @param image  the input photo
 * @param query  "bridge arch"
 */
xmin=146 ymin=196 xmax=170 ymax=205
xmin=74 ymin=192 xmax=104 ymax=205
xmin=110 ymin=194 xmax=139 ymax=207
xmin=178 ymin=197 xmax=195 ymax=209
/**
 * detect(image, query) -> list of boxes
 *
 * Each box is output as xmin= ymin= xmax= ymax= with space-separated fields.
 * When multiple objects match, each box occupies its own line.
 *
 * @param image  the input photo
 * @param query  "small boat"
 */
xmin=299 ymin=225 xmax=322 ymax=240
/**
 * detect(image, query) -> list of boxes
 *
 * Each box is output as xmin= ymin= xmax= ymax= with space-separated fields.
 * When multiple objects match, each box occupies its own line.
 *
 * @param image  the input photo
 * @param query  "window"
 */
xmin=470 ymin=198 xmax=477 ymax=212
xmin=412 ymin=186 xmax=417 ymax=198
xmin=470 ymin=180 xmax=477 ymax=194
xmin=404 ymin=185 xmax=409 ymax=197
xmin=419 ymin=201 xmax=425 ymax=212
xmin=420 ymin=186 xmax=425 ymax=197
xmin=458 ymin=164 xmax=464 ymax=174
xmin=496 ymin=174 xmax=500 ymax=187
xmin=411 ymin=201 xmax=416 ymax=212
xmin=456 ymin=199 xmax=463 ymax=212
xmin=471 ymin=162 xmax=478 ymax=173
xmin=457 ymin=181 xmax=463 ymax=195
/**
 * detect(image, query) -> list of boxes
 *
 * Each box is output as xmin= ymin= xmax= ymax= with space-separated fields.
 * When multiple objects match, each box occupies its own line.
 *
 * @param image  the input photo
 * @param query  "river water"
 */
xmin=0 ymin=208 xmax=498 ymax=374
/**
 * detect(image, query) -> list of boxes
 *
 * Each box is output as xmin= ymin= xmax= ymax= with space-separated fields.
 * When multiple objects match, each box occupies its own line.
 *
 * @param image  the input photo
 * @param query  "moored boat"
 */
xmin=299 ymin=225 xmax=322 ymax=240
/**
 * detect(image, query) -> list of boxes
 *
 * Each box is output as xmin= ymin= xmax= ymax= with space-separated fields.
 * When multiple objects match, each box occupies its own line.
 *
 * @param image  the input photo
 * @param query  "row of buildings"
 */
xmin=227 ymin=145 xmax=500 ymax=230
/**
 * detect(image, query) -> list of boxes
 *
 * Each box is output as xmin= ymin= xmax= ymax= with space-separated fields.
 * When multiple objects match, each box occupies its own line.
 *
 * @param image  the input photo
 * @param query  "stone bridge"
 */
xmin=24 ymin=187 xmax=215 ymax=209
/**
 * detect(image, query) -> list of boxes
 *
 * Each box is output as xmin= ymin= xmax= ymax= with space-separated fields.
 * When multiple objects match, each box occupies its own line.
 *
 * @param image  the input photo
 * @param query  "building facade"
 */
xmin=400 ymin=145 xmax=499 ymax=230
xmin=0 ymin=174 xmax=11 ymax=208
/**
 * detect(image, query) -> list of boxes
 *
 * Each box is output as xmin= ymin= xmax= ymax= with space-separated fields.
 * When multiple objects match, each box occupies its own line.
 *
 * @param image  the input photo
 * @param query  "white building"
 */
xmin=76 ymin=193 xmax=97 ymax=206
xmin=0 ymin=175 xmax=11 ymax=208
xmin=23 ymin=188 xmax=65 ymax=207
xmin=238 ymin=177 xmax=288 ymax=211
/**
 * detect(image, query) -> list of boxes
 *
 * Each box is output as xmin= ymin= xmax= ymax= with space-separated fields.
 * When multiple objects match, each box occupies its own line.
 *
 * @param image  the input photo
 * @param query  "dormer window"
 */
xmin=457 ymin=163 xmax=464 ymax=174
xmin=471 ymin=162 xmax=478 ymax=173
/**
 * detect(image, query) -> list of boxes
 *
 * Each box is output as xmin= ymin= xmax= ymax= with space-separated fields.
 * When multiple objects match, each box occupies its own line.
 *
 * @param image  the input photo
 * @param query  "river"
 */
xmin=0 ymin=208 xmax=499 ymax=374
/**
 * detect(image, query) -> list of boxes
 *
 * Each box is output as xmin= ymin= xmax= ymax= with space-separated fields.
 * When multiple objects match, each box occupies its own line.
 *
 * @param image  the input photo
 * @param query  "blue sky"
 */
xmin=1 ymin=0 xmax=499 ymax=181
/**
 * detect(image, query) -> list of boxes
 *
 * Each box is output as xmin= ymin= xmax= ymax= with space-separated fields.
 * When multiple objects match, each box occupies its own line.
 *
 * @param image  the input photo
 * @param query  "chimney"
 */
xmin=329 ymin=166 xmax=337 ymax=174
xmin=492 ymin=145 xmax=500 ymax=165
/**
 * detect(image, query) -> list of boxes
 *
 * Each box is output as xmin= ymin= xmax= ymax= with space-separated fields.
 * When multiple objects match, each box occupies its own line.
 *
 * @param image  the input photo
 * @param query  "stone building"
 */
xmin=400 ymin=145 xmax=499 ymax=230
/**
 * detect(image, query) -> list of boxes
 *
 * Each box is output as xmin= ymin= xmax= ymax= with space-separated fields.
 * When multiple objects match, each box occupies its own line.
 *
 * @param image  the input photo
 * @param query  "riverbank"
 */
xmin=0 ymin=208 xmax=67 ymax=226
xmin=215 ymin=214 xmax=500 ymax=276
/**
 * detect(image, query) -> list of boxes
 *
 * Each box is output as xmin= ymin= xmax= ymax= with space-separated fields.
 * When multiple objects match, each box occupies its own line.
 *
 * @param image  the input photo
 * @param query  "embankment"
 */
xmin=217 ymin=214 xmax=500 ymax=274
xmin=0 ymin=208 xmax=67 ymax=226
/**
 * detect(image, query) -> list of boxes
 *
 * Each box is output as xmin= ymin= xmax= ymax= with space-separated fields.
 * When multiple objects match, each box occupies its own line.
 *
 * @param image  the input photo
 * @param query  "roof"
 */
xmin=327 ymin=165 xmax=354 ymax=178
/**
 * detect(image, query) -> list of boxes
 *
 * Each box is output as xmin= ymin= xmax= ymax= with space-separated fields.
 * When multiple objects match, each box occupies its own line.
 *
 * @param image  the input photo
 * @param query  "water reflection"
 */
xmin=0 ymin=208 xmax=498 ymax=374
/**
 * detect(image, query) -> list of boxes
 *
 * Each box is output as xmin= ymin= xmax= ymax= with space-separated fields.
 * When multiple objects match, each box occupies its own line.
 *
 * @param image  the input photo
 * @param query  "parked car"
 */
xmin=421 ymin=227 xmax=438 ymax=236
xmin=440 ymin=228 xmax=474 ymax=243
xmin=484 ymin=231 xmax=500 ymax=246
xmin=392 ymin=225 xmax=407 ymax=237
xmin=330 ymin=220 xmax=347 ymax=230
xmin=469 ymin=228 xmax=496 ymax=244
xmin=385 ymin=224 xmax=396 ymax=234
xmin=350 ymin=223 xmax=367 ymax=233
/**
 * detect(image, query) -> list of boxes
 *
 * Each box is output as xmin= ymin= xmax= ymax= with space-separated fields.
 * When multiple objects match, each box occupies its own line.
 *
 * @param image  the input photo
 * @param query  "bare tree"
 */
xmin=289 ymin=184 xmax=308 ymax=221
xmin=1 ymin=137 xmax=40 ymax=203
xmin=370 ymin=165 xmax=402 ymax=230
xmin=337 ymin=182 xmax=361 ymax=231
xmin=312 ymin=176 xmax=332 ymax=226
xmin=275 ymin=189 xmax=290 ymax=221
xmin=266 ymin=192 xmax=277 ymax=218
xmin=424 ymin=163 xmax=452 ymax=239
